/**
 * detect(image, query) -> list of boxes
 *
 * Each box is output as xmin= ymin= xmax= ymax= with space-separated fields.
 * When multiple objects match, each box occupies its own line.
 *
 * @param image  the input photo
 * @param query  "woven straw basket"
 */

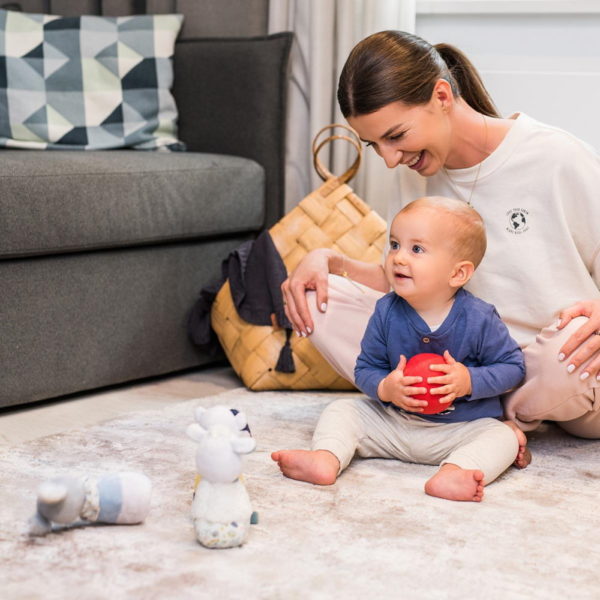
xmin=211 ymin=124 xmax=388 ymax=390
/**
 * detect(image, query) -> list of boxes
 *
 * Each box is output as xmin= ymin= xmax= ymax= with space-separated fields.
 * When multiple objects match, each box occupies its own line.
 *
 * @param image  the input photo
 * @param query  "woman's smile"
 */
xmin=406 ymin=150 xmax=425 ymax=170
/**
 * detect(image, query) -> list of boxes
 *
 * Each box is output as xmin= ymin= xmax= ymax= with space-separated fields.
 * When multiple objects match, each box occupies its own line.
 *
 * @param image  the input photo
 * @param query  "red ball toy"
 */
xmin=404 ymin=353 xmax=449 ymax=415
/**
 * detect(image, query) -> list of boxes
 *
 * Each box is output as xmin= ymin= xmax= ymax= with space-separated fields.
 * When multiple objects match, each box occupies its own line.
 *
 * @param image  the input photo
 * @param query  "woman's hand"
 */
xmin=377 ymin=355 xmax=428 ymax=412
xmin=557 ymin=299 xmax=600 ymax=380
xmin=281 ymin=249 xmax=334 ymax=337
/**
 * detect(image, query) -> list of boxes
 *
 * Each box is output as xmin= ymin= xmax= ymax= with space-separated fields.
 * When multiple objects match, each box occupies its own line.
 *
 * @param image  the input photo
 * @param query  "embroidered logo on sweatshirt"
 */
xmin=506 ymin=208 xmax=529 ymax=234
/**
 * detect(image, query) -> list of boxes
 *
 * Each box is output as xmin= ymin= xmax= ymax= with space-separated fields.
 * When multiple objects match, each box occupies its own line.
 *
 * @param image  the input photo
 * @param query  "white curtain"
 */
xmin=269 ymin=0 xmax=416 ymax=217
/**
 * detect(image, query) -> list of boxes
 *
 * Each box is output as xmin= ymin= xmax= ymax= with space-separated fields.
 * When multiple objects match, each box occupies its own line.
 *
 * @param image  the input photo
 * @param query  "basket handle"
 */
xmin=312 ymin=123 xmax=362 ymax=183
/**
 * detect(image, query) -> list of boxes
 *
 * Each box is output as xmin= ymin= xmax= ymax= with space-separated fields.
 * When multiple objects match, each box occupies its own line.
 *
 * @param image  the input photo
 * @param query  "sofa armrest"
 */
xmin=173 ymin=32 xmax=293 ymax=229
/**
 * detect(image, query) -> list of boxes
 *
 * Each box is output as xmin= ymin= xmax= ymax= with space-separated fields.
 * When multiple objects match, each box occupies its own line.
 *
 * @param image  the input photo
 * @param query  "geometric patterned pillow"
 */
xmin=0 ymin=9 xmax=185 ymax=151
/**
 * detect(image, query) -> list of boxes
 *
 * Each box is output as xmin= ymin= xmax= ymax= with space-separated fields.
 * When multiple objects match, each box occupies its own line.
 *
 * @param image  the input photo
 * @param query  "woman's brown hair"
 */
xmin=338 ymin=31 xmax=499 ymax=118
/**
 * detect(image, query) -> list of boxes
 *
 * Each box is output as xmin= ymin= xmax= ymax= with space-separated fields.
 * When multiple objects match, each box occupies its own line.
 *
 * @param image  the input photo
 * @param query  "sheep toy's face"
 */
xmin=195 ymin=406 xmax=240 ymax=432
xmin=195 ymin=430 xmax=244 ymax=483
xmin=187 ymin=422 xmax=256 ymax=484
xmin=36 ymin=477 xmax=86 ymax=524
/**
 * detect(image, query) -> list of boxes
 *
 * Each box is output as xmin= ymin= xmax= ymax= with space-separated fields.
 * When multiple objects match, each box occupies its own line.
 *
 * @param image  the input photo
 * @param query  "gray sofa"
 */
xmin=0 ymin=0 xmax=292 ymax=408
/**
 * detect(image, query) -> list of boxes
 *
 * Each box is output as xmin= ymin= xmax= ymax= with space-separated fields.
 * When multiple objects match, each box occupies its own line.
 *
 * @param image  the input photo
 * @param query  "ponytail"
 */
xmin=338 ymin=31 xmax=500 ymax=118
xmin=434 ymin=43 xmax=499 ymax=117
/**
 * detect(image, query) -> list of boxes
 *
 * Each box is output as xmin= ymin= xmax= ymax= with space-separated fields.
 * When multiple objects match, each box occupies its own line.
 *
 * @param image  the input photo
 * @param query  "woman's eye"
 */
xmin=412 ymin=245 xmax=424 ymax=254
xmin=389 ymin=132 xmax=406 ymax=142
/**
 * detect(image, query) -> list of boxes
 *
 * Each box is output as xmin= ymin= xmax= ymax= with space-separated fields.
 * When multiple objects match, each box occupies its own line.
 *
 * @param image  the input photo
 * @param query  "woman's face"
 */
xmin=347 ymin=87 xmax=452 ymax=176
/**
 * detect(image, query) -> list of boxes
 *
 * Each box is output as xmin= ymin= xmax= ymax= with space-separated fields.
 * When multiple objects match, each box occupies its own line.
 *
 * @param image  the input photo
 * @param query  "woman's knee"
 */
xmin=521 ymin=316 xmax=600 ymax=394
xmin=557 ymin=409 xmax=600 ymax=439
xmin=506 ymin=316 xmax=600 ymax=426
xmin=523 ymin=316 xmax=588 ymax=375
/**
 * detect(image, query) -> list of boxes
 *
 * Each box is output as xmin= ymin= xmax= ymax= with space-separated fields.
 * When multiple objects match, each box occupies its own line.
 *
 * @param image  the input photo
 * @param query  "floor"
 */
xmin=4 ymin=376 xmax=600 ymax=598
xmin=3 ymin=367 xmax=600 ymax=598
xmin=0 ymin=365 xmax=242 ymax=446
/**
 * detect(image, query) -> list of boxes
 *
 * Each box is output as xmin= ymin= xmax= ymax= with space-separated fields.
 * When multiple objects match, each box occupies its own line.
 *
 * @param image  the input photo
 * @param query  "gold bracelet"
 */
xmin=340 ymin=254 xmax=365 ymax=294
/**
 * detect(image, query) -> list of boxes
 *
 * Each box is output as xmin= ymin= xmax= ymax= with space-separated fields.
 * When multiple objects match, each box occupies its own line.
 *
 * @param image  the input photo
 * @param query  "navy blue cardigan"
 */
xmin=355 ymin=288 xmax=525 ymax=423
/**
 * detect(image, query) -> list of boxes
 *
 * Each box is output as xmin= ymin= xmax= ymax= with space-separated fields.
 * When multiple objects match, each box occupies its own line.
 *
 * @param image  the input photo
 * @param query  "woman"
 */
xmin=281 ymin=31 xmax=600 ymax=438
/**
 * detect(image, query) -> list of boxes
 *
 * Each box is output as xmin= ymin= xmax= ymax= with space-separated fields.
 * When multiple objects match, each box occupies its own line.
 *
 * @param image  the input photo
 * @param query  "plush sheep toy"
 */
xmin=28 ymin=471 xmax=152 ymax=537
xmin=186 ymin=405 xmax=256 ymax=549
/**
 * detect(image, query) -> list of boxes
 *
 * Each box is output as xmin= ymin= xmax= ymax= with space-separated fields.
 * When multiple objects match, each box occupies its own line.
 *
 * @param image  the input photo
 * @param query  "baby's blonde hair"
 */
xmin=398 ymin=196 xmax=487 ymax=267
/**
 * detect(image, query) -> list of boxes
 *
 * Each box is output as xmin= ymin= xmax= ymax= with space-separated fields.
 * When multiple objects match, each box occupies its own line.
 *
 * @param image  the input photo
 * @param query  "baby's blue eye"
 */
xmin=412 ymin=245 xmax=424 ymax=254
xmin=390 ymin=241 xmax=399 ymax=250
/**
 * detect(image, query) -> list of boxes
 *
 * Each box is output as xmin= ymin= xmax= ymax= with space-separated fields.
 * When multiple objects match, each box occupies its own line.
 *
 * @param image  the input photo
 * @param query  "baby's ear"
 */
xmin=186 ymin=423 xmax=207 ymax=443
xmin=449 ymin=260 xmax=474 ymax=288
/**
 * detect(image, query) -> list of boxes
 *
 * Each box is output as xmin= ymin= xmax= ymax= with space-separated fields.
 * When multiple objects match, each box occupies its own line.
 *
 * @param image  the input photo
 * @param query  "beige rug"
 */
xmin=1 ymin=388 xmax=600 ymax=600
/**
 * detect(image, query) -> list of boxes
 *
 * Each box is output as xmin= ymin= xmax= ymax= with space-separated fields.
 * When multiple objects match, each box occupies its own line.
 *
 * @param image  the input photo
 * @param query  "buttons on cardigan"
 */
xmin=422 ymin=337 xmax=430 ymax=343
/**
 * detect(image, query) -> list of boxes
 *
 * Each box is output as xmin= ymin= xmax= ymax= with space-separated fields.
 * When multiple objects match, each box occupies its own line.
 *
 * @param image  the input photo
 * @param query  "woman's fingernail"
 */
xmin=558 ymin=353 xmax=565 ymax=361
xmin=295 ymin=330 xmax=301 ymax=337
xmin=306 ymin=327 xmax=312 ymax=334
xmin=580 ymin=372 xmax=590 ymax=381
xmin=567 ymin=364 xmax=575 ymax=374
xmin=301 ymin=331 xmax=307 ymax=337
xmin=321 ymin=302 xmax=327 ymax=312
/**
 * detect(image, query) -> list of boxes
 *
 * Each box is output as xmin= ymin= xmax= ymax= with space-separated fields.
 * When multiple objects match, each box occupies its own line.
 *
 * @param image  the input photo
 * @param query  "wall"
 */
xmin=416 ymin=0 xmax=600 ymax=150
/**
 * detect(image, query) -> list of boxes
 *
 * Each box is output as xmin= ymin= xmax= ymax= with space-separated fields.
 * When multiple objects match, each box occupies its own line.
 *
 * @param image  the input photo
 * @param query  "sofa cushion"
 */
xmin=0 ymin=9 xmax=184 ymax=151
xmin=173 ymin=33 xmax=292 ymax=230
xmin=0 ymin=150 xmax=265 ymax=258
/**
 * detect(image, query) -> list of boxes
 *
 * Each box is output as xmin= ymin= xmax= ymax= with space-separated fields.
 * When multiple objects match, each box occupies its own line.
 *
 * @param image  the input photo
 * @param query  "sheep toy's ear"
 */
xmin=186 ymin=423 xmax=208 ymax=443
xmin=37 ymin=481 xmax=68 ymax=504
xmin=233 ymin=410 xmax=248 ymax=431
xmin=231 ymin=436 xmax=256 ymax=455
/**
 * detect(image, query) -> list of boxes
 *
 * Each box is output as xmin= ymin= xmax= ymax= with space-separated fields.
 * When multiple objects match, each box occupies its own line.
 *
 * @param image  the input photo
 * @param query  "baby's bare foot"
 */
xmin=424 ymin=464 xmax=485 ymax=502
xmin=503 ymin=420 xmax=532 ymax=469
xmin=271 ymin=449 xmax=339 ymax=485
xmin=514 ymin=446 xmax=532 ymax=469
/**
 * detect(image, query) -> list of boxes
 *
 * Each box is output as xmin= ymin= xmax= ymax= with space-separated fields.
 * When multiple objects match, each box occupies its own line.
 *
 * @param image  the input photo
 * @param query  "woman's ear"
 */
xmin=449 ymin=260 xmax=474 ymax=288
xmin=433 ymin=79 xmax=454 ymax=112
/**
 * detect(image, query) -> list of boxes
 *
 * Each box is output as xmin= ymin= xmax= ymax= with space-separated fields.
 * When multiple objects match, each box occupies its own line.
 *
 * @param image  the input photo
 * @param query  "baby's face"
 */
xmin=385 ymin=207 xmax=460 ymax=304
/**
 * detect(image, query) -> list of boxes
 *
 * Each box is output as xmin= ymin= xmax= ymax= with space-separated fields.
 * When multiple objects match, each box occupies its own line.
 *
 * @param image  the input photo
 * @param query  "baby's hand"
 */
xmin=377 ymin=355 xmax=428 ymax=412
xmin=427 ymin=350 xmax=472 ymax=404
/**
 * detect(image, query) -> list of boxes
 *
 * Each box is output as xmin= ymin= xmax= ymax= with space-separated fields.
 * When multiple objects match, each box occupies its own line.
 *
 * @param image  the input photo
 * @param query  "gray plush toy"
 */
xmin=28 ymin=471 xmax=152 ymax=536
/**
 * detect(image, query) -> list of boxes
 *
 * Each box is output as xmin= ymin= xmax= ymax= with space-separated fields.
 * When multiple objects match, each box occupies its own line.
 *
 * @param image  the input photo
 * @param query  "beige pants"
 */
xmin=308 ymin=275 xmax=600 ymax=438
xmin=311 ymin=396 xmax=518 ymax=484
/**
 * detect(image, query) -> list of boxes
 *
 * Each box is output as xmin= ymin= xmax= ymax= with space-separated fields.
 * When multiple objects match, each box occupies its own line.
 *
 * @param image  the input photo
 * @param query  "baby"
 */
xmin=272 ymin=196 xmax=528 ymax=502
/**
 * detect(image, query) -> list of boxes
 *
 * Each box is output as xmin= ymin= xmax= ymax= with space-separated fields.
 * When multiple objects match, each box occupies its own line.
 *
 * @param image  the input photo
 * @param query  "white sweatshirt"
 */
xmin=390 ymin=113 xmax=600 ymax=347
